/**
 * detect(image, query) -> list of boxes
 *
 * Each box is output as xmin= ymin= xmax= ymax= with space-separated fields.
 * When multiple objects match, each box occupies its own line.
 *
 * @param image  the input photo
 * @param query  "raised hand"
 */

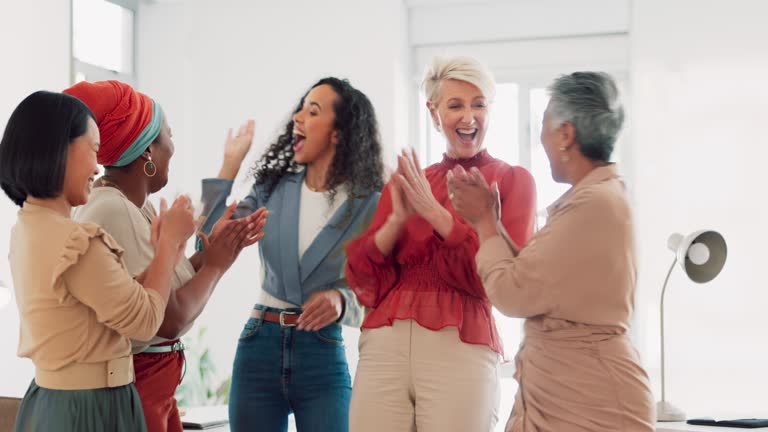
xmin=394 ymin=148 xmax=453 ymax=237
xmin=219 ymin=120 xmax=255 ymax=180
xmin=448 ymin=165 xmax=498 ymax=233
xmin=208 ymin=201 xmax=267 ymax=242
xmin=156 ymin=195 xmax=197 ymax=262
xmin=394 ymin=149 xmax=443 ymax=221
xmin=197 ymin=206 xmax=268 ymax=271
xmin=389 ymin=179 xmax=414 ymax=225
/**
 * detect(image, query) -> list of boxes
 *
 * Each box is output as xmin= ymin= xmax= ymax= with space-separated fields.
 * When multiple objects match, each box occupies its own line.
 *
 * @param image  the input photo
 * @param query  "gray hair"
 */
xmin=547 ymin=72 xmax=624 ymax=162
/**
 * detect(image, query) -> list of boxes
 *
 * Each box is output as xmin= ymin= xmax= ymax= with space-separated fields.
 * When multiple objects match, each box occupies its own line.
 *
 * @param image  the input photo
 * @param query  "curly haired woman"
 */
xmin=199 ymin=77 xmax=384 ymax=432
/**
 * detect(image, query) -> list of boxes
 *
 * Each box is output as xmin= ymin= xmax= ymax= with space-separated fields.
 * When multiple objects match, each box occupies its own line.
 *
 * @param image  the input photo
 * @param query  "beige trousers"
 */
xmin=349 ymin=320 xmax=500 ymax=432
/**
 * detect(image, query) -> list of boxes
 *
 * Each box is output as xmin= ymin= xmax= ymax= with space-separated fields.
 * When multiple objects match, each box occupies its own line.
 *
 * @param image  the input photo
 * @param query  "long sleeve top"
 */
xmin=199 ymin=171 xmax=379 ymax=327
xmin=9 ymin=202 xmax=167 ymax=388
xmin=345 ymin=150 xmax=536 ymax=355
xmin=476 ymin=164 xmax=654 ymax=431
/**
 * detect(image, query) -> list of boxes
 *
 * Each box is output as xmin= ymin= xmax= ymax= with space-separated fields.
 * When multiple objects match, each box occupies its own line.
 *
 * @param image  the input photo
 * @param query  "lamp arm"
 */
xmin=660 ymin=257 xmax=677 ymax=403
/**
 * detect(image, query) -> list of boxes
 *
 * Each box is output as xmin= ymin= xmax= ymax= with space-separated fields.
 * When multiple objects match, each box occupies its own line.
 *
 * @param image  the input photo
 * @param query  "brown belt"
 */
xmin=250 ymin=308 xmax=302 ymax=327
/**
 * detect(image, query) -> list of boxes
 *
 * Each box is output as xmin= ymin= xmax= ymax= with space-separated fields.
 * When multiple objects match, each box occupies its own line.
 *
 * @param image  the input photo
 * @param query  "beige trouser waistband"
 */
xmin=350 ymin=320 xmax=500 ymax=432
xmin=35 ymin=355 xmax=134 ymax=390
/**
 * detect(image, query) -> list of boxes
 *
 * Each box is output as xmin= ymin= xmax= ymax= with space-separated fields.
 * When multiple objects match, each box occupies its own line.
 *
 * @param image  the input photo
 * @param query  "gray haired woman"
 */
xmin=449 ymin=72 xmax=655 ymax=432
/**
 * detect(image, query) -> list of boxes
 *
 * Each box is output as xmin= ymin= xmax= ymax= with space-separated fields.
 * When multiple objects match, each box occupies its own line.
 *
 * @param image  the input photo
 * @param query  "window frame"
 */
xmin=70 ymin=0 xmax=138 ymax=86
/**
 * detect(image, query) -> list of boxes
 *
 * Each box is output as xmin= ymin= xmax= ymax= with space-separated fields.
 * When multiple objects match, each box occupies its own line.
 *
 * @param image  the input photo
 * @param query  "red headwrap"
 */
xmin=63 ymin=80 xmax=154 ymax=166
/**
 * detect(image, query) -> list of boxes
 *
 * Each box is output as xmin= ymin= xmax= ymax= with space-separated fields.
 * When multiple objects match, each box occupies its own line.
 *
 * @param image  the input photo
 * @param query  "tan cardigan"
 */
xmin=476 ymin=165 xmax=655 ymax=432
xmin=9 ymin=203 xmax=167 ymax=390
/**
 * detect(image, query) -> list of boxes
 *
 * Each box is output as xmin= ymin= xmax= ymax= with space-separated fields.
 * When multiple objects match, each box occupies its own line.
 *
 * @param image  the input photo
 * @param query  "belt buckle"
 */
xmin=279 ymin=311 xmax=299 ymax=328
xmin=172 ymin=341 xmax=186 ymax=352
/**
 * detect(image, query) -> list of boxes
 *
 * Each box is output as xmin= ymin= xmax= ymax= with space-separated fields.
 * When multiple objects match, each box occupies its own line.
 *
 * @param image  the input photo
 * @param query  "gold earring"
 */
xmin=144 ymin=157 xmax=157 ymax=177
xmin=559 ymin=146 xmax=570 ymax=163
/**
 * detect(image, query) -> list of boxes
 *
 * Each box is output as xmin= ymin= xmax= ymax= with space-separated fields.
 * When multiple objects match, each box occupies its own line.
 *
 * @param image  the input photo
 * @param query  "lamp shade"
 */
xmin=657 ymin=229 xmax=727 ymax=422
xmin=667 ymin=230 xmax=727 ymax=283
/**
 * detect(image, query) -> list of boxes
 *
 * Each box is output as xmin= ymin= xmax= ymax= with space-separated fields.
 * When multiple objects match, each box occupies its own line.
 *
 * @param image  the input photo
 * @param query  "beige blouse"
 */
xmin=476 ymin=164 xmax=655 ymax=432
xmin=74 ymin=187 xmax=196 ymax=353
xmin=9 ymin=203 xmax=167 ymax=390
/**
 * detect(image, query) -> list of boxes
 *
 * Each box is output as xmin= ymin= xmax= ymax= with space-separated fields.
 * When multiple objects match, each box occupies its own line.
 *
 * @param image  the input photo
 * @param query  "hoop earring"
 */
xmin=144 ymin=159 xmax=157 ymax=177
xmin=559 ymin=146 xmax=570 ymax=163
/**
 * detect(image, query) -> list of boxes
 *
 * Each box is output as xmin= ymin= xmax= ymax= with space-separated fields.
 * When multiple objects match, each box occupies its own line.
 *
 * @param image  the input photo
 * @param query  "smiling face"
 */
xmin=428 ymin=79 xmax=489 ymax=159
xmin=291 ymin=84 xmax=339 ymax=165
xmin=62 ymin=117 xmax=100 ymax=206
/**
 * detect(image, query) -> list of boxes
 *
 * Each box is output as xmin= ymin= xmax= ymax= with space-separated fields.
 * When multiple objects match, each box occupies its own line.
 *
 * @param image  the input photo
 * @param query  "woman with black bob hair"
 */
xmin=0 ymin=91 xmax=196 ymax=431
xmin=199 ymin=77 xmax=384 ymax=431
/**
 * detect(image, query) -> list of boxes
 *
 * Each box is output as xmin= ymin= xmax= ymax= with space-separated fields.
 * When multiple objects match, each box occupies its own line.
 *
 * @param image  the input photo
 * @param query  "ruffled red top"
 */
xmin=345 ymin=150 xmax=536 ymax=356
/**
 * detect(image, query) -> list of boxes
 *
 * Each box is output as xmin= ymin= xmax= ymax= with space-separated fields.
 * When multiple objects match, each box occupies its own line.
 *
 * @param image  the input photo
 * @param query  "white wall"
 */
xmin=631 ymin=0 xmax=768 ymax=417
xmin=136 ymin=0 xmax=409 ymax=384
xmin=407 ymin=0 xmax=631 ymax=155
xmin=409 ymin=0 xmax=629 ymax=47
xmin=0 ymin=0 xmax=73 ymax=397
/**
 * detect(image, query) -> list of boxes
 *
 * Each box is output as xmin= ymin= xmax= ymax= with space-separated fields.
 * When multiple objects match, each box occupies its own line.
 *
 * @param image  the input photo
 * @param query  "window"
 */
xmin=72 ymin=0 xmax=136 ymax=84
xmin=529 ymin=87 xmax=571 ymax=228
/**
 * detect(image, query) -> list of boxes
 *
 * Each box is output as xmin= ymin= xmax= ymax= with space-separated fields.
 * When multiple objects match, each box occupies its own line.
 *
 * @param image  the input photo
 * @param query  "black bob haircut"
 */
xmin=0 ymin=91 xmax=95 ymax=207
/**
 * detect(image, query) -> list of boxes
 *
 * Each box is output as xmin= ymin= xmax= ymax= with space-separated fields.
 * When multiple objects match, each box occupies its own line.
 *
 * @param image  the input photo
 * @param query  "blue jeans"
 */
xmin=229 ymin=306 xmax=352 ymax=432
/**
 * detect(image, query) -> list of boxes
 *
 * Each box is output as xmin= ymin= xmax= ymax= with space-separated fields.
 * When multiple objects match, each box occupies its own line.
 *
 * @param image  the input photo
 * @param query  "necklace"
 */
xmin=98 ymin=178 xmax=152 ymax=223
xmin=304 ymin=179 xmax=327 ymax=193
xmin=99 ymin=177 xmax=124 ymax=193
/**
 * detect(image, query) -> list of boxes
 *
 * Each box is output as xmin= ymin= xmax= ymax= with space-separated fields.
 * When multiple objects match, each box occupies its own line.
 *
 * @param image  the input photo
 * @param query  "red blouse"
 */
xmin=345 ymin=150 xmax=536 ymax=355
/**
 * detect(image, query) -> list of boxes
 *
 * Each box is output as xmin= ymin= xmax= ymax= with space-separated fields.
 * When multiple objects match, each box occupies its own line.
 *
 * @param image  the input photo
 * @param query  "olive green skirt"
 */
xmin=14 ymin=380 xmax=147 ymax=432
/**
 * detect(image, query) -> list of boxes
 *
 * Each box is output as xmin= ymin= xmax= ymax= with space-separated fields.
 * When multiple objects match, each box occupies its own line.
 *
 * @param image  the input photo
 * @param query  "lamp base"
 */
xmin=657 ymin=400 xmax=686 ymax=422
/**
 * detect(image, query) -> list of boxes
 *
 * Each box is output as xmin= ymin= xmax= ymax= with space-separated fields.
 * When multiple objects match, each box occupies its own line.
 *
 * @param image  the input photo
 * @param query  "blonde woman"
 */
xmin=345 ymin=56 xmax=537 ymax=432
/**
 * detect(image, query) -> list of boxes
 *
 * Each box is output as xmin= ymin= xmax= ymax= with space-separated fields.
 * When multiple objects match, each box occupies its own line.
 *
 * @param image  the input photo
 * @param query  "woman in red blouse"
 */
xmin=345 ymin=56 xmax=537 ymax=432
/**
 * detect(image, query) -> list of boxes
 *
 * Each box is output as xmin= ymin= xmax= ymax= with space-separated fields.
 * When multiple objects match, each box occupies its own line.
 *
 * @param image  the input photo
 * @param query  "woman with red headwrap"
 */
xmin=63 ymin=80 xmax=267 ymax=432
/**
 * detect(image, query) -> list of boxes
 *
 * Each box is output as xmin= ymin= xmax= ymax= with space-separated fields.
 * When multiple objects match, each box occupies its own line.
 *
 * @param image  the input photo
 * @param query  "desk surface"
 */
xmin=180 ymin=406 xmax=299 ymax=432
xmin=184 ymin=421 xmax=763 ymax=432
xmin=181 ymin=420 xmax=759 ymax=431
xmin=183 ymin=425 xmax=228 ymax=432
xmin=181 ymin=406 xmax=229 ymax=431
xmin=178 ymin=407 xmax=762 ymax=432
xmin=657 ymin=421 xmax=768 ymax=431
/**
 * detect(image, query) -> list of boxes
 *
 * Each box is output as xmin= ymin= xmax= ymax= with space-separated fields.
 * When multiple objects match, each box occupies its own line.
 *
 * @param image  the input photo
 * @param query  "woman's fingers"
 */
xmin=298 ymin=296 xmax=324 ymax=330
xmin=470 ymin=167 xmax=491 ymax=188
xmin=395 ymin=173 xmax=417 ymax=201
xmin=159 ymin=197 xmax=169 ymax=214
xmin=239 ymin=231 xmax=264 ymax=249
xmin=398 ymin=150 xmax=418 ymax=184
xmin=197 ymin=231 xmax=211 ymax=251
xmin=221 ymin=201 xmax=239 ymax=221
xmin=409 ymin=148 xmax=423 ymax=173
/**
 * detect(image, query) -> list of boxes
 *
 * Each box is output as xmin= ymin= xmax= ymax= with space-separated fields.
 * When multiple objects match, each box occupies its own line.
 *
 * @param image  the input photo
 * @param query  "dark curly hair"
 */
xmin=252 ymin=77 xmax=384 ymax=208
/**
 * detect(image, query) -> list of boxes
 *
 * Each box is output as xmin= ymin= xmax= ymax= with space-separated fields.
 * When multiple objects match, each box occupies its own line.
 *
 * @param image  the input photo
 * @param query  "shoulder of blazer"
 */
xmin=260 ymin=170 xmax=305 ymax=201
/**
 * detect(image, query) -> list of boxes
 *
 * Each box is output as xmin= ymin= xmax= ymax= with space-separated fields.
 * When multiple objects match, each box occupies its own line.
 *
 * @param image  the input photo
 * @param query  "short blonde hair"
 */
xmin=422 ymin=56 xmax=496 ymax=104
